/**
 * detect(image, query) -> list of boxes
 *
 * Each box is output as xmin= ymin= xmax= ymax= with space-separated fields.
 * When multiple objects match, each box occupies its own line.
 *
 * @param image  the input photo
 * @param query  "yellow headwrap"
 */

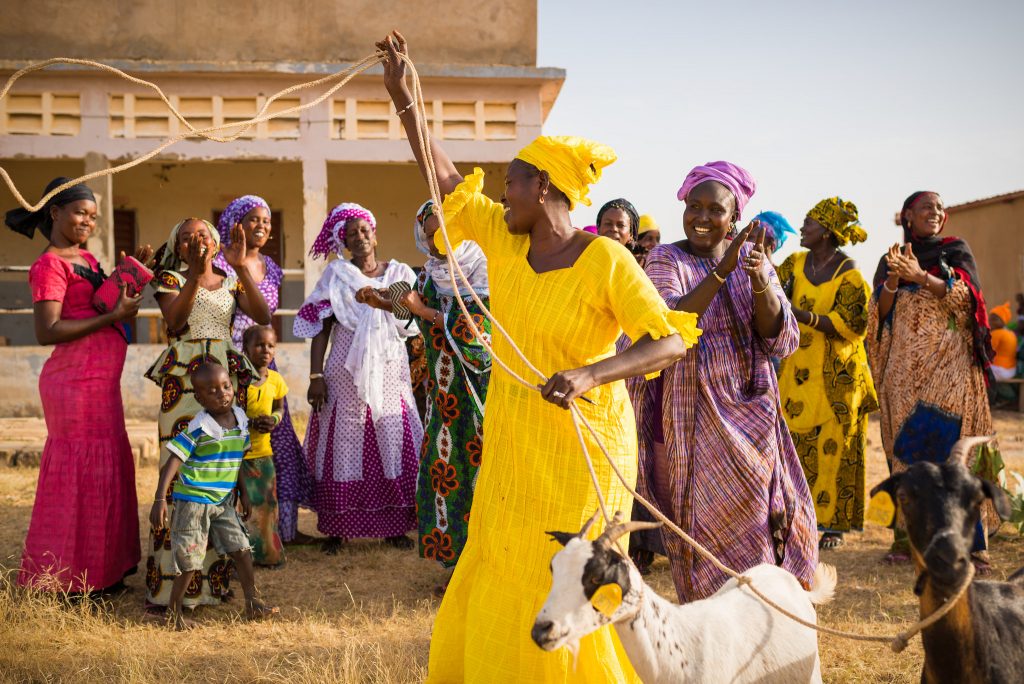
xmin=515 ymin=136 xmax=617 ymax=210
xmin=806 ymin=197 xmax=867 ymax=246
xmin=638 ymin=214 xmax=660 ymax=235
xmin=991 ymin=302 xmax=1012 ymax=325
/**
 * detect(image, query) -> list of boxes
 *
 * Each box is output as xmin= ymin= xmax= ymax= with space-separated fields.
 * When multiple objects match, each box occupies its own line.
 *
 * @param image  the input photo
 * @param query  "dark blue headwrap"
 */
xmin=4 ymin=177 xmax=96 ymax=240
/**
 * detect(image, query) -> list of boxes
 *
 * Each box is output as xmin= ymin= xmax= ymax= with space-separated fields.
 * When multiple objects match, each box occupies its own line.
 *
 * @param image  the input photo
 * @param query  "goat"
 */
xmin=871 ymin=436 xmax=1024 ymax=684
xmin=531 ymin=511 xmax=836 ymax=683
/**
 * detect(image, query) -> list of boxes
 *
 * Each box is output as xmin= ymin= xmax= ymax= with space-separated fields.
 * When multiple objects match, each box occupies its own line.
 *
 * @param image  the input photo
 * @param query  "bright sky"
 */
xmin=537 ymin=0 xmax=1024 ymax=269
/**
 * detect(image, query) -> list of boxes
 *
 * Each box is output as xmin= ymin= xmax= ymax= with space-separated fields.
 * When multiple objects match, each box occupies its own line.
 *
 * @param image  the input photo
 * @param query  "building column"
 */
xmin=301 ymin=156 xmax=328 ymax=296
xmin=83 ymin=152 xmax=115 ymax=270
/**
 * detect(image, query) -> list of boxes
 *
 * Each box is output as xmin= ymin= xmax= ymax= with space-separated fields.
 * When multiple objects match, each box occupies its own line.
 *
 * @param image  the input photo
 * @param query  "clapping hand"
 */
xmin=715 ymin=221 xmax=757 ymax=277
xmin=184 ymin=232 xmax=214 ymax=272
xmin=222 ymin=224 xmax=248 ymax=269
xmin=741 ymin=223 xmax=770 ymax=290
xmin=885 ymin=243 xmax=927 ymax=285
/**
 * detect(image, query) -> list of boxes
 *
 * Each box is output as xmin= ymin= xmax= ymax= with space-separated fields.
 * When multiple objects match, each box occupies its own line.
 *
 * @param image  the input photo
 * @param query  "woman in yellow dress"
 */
xmin=378 ymin=33 xmax=701 ymax=682
xmin=776 ymin=198 xmax=878 ymax=550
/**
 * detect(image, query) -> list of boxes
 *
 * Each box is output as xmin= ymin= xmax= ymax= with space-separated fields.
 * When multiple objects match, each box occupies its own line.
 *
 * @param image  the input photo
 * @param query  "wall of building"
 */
xmin=946 ymin=196 xmax=1024 ymax=308
xmin=0 ymin=343 xmax=314 ymax=422
xmin=0 ymin=0 xmax=537 ymax=66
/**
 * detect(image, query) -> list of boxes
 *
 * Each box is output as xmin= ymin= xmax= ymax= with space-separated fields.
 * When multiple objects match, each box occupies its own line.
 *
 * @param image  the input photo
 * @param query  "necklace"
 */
xmin=807 ymin=250 xmax=839 ymax=278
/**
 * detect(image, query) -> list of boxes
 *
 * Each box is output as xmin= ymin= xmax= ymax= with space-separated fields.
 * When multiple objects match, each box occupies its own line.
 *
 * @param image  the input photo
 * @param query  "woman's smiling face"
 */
xmin=682 ymin=180 xmax=736 ymax=256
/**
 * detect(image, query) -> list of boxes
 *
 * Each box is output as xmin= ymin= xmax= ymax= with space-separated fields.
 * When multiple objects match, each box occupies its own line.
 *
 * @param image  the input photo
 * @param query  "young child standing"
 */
xmin=241 ymin=325 xmax=288 ymax=566
xmin=149 ymin=363 xmax=277 ymax=629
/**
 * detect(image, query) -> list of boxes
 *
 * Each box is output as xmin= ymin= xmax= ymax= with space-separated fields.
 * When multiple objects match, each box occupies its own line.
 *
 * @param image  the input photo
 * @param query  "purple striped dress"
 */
xmin=215 ymin=253 xmax=312 ymax=541
xmin=637 ymin=241 xmax=818 ymax=602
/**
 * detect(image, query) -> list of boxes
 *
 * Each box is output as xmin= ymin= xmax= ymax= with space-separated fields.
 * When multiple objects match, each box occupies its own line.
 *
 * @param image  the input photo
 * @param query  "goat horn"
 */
xmin=599 ymin=519 xmax=664 ymax=546
xmin=949 ymin=435 xmax=995 ymax=465
xmin=578 ymin=510 xmax=602 ymax=539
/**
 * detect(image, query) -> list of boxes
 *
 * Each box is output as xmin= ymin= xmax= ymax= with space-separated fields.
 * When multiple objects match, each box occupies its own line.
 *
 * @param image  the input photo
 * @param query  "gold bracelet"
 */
xmin=710 ymin=269 xmax=726 ymax=284
xmin=810 ymin=313 xmax=819 ymax=327
xmin=752 ymin=281 xmax=771 ymax=295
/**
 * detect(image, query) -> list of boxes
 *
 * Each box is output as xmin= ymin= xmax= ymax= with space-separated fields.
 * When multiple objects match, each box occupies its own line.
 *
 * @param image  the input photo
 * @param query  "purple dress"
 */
xmin=638 ymin=242 xmax=818 ymax=602
xmin=215 ymin=253 xmax=312 ymax=541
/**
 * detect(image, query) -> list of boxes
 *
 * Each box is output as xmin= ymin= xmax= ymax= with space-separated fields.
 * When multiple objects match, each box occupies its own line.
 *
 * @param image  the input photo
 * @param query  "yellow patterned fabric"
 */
xmin=427 ymin=171 xmax=700 ymax=682
xmin=777 ymin=253 xmax=878 ymax=532
xmin=514 ymin=137 xmax=617 ymax=209
xmin=806 ymin=197 xmax=867 ymax=246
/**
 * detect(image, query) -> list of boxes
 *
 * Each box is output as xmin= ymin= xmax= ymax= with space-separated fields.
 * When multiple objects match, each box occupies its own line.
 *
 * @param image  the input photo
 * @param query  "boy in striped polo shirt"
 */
xmin=149 ymin=363 xmax=277 ymax=629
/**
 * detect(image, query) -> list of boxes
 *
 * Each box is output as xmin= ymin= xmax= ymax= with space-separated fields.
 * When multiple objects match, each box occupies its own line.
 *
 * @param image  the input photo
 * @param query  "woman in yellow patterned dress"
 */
xmin=379 ymin=33 xmax=700 ymax=682
xmin=777 ymin=198 xmax=878 ymax=551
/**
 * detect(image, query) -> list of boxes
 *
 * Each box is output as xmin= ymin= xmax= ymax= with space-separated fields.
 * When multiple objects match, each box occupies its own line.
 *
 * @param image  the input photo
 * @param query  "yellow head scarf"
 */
xmin=515 ymin=136 xmax=617 ymax=210
xmin=806 ymin=197 xmax=867 ymax=246
xmin=638 ymin=214 xmax=660 ymax=235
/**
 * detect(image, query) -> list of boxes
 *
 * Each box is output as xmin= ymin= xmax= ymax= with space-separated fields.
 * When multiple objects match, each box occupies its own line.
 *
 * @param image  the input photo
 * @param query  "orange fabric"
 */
xmin=991 ymin=328 xmax=1018 ymax=370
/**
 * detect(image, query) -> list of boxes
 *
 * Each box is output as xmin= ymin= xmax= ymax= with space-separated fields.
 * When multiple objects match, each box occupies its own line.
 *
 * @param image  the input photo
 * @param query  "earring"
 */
xmin=539 ymin=196 xmax=545 ymax=205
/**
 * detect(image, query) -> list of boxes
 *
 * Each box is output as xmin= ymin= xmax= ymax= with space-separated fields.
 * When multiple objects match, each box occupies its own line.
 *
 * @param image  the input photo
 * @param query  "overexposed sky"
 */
xmin=537 ymin=0 xmax=1024 ymax=269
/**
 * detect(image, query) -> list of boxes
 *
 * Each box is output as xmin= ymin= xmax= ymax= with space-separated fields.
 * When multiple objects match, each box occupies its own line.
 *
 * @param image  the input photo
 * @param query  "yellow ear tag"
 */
xmin=591 ymin=583 xmax=623 ymax=618
xmin=866 ymin=490 xmax=897 ymax=528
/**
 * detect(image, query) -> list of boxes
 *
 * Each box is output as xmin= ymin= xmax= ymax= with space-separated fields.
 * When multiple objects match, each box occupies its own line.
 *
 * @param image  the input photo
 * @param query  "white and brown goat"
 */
xmin=871 ymin=437 xmax=1024 ymax=684
xmin=532 ymin=512 xmax=836 ymax=683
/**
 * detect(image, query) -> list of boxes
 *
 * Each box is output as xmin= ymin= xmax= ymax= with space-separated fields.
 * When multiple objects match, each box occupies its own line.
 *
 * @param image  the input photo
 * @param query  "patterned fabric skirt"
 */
xmin=240 ymin=456 xmax=284 ymax=566
xmin=268 ymin=360 xmax=312 ymax=543
xmin=19 ymin=331 xmax=140 ymax=592
xmin=791 ymin=416 xmax=869 ymax=533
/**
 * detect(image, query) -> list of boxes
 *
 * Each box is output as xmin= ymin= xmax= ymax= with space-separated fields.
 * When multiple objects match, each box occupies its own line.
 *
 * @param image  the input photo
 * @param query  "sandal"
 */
xmin=971 ymin=555 xmax=994 ymax=577
xmin=245 ymin=599 xmax=280 ymax=621
xmin=882 ymin=551 xmax=911 ymax=566
xmin=818 ymin=533 xmax=844 ymax=551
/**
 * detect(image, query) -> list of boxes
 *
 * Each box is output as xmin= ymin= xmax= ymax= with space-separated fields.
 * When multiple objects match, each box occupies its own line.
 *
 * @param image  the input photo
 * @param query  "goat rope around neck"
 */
xmin=0 ymin=52 xmax=966 ymax=655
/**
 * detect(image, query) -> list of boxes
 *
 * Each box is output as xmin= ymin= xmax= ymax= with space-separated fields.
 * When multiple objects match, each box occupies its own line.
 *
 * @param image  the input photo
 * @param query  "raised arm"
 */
xmin=222 ymin=225 xmax=271 ymax=325
xmin=377 ymin=31 xmax=462 ymax=198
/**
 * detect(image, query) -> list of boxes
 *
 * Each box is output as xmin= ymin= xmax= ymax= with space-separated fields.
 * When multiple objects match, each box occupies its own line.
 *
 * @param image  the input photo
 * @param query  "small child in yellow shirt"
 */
xmin=241 ymin=325 xmax=289 ymax=566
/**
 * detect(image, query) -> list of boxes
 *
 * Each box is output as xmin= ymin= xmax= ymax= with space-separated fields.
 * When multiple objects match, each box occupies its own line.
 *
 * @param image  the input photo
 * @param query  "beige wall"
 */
xmin=0 ymin=0 xmax=537 ymax=66
xmin=946 ymin=196 xmax=1024 ymax=308
xmin=0 ymin=343 xmax=314 ymax=421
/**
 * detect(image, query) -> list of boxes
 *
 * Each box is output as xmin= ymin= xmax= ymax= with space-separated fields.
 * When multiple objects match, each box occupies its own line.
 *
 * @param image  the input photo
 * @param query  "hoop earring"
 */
xmin=539 ymin=196 xmax=545 ymax=205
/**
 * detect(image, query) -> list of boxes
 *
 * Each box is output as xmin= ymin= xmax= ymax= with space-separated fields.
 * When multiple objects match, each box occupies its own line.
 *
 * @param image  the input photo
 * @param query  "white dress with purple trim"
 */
xmin=294 ymin=258 xmax=423 ymax=538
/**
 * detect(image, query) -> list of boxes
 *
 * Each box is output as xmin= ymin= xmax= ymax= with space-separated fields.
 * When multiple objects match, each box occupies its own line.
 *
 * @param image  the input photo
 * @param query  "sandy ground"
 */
xmin=0 ymin=411 xmax=1022 ymax=683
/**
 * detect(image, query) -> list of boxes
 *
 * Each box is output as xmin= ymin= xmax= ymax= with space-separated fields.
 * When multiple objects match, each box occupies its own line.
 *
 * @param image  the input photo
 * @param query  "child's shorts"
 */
xmin=169 ymin=494 xmax=251 ymax=574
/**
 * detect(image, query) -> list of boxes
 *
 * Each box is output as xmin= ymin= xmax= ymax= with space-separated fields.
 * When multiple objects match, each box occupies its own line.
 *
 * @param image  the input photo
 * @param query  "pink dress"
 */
xmin=20 ymin=251 xmax=141 ymax=592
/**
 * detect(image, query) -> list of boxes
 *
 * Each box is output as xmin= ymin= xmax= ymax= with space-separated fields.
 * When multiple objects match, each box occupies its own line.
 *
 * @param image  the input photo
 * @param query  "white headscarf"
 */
xmin=293 ymin=258 xmax=418 ymax=417
xmin=414 ymin=200 xmax=489 ymax=297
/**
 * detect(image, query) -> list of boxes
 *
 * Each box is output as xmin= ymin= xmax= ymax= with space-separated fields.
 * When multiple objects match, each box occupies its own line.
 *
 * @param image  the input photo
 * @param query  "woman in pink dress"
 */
xmin=5 ymin=177 xmax=148 ymax=595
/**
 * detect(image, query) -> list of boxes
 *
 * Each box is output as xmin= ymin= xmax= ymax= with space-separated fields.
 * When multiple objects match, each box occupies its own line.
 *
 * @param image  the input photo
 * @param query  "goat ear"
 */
xmin=547 ymin=531 xmax=576 ymax=547
xmin=980 ymin=480 xmax=1012 ymax=520
xmin=870 ymin=474 xmax=901 ymax=500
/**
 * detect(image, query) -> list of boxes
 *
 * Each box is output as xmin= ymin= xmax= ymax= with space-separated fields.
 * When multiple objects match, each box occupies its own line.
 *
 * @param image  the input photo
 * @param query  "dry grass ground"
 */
xmin=1 ymin=412 xmax=1022 ymax=683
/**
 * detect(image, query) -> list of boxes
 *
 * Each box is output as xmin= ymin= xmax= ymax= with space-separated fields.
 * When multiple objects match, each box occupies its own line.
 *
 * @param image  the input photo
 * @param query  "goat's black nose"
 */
xmin=531 ymin=620 xmax=553 ymax=646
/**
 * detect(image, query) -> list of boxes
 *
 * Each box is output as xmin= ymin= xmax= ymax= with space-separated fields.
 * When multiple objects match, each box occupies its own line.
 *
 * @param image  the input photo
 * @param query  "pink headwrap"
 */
xmin=309 ymin=202 xmax=377 ymax=259
xmin=676 ymin=161 xmax=757 ymax=220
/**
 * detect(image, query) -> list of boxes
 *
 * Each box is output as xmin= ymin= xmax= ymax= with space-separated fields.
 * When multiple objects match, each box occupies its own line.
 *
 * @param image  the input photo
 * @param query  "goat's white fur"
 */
xmin=534 ymin=537 xmax=836 ymax=684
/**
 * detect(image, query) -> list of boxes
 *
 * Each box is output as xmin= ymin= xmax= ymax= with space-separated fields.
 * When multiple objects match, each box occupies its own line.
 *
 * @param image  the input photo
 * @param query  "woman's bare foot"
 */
xmin=246 ymin=599 xmax=279 ymax=621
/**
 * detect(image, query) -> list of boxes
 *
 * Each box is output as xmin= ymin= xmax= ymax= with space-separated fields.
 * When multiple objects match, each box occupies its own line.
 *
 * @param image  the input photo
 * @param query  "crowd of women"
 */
xmin=5 ymin=29 xmax=1011 ymax=680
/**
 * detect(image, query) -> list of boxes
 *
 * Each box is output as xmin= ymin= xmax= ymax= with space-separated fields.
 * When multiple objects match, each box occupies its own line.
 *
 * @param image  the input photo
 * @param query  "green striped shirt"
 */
xmin=168 ymin=408 xmax=250 ymax=505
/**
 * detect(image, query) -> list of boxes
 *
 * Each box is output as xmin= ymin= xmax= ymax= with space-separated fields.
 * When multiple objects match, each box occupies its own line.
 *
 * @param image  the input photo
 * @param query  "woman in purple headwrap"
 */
xmin=632 ymin=161 xmax=818 ymax=601
xmin=294 ymin=203 xmax=423 ymax=553
xmin=213 ymin=196 xmax=314 ymax=547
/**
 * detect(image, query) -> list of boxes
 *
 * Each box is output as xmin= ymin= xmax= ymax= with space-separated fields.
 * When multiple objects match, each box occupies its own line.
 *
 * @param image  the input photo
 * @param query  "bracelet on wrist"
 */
xmin=710 ymin=269 xmax=726 ymax=284
xmin=309 ymin=372 xmax=324 ymax=380
xmin=395 ymin=99 xmax=416 ymax=116
xmin=883 ymin=280 xmax=899 ymax=294
xmin=752 ymin=280 xmax=771 ymax=295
